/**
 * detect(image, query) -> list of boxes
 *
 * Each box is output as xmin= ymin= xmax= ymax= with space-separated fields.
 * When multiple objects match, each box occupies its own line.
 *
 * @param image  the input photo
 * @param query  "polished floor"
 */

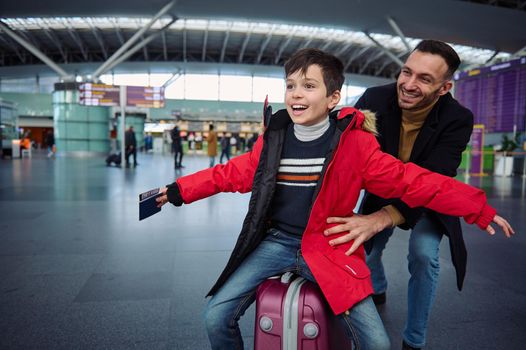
xmin=1 ymin=150 xmax=525 ymax=349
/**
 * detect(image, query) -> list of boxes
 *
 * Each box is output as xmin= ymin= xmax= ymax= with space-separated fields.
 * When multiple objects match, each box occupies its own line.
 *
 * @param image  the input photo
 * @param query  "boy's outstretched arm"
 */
xmin=156 ymin=135 xmax=264 ymax=208
xmin=325 ymin=133 xmax=515 ymax=256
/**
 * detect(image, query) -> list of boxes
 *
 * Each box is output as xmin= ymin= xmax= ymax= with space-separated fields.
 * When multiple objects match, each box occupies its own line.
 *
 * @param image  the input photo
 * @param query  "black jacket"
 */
xmin=356 ymin=83 xmax=474 ymax=290
xmin=125 ymin=129 xmax=136 ymax=148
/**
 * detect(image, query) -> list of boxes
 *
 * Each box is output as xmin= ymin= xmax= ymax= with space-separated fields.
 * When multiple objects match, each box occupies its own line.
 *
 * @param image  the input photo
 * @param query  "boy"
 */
xmin=155 ymin=48 xmax=513 ymax=350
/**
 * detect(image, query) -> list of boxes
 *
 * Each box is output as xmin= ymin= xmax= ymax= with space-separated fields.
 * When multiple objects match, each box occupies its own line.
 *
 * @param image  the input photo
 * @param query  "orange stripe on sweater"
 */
xmin=277 ymin=174 xmax=320 ymax=181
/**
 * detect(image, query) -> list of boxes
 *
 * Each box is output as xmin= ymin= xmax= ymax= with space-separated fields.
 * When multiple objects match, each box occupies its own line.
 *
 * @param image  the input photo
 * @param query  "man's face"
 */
xmin=285 ymin=64 xmax=340 ymax=126
xmin=396 ymin=50 xmax=453 ymax=111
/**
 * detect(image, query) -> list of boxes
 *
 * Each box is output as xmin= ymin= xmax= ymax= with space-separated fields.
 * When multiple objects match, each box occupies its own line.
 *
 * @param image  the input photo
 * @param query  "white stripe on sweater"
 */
xmin=280 ymin=158 xmax=325 ymax=165
xmin=276 ymin=182 xmax=318 ymax=187
xmin=278 ymin=165 xmax=323 ymax=173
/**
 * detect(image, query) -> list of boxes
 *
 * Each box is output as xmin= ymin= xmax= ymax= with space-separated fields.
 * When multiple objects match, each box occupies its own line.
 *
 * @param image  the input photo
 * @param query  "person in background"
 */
xmin=45 ymin=130 xmax=55 ymax=158
xmin=188 ymin=132 xmax=195 ymax=152
xmin=171 ymin=126 xmax=184 ymax=168
xmin=144 ymin=133 xmax=153 ymax=152
xmin=246 ymin=133 xmax=259 ymax=151
xmin=229 ymin=134 xmax=238 ymax=155
xmin=125 ymin=125 xmax=138 ymax=167
xmin=21 ymin=130 xmax=31 ymax=151
xmin=207 ymin=124 xmax=218 ymax=167
xmin=238 ymin=134 xmax=246 ymax=153
xmin=219 ymin=134 xmax=231 ymax=164
xmin=324 ymin=39 xmax=476 ymax=350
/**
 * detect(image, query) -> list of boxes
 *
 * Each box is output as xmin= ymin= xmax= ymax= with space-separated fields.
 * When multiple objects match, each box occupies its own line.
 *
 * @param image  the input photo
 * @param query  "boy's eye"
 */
xmin=305 ymin=83 xmax=315 ymax=89
xmin=286 ymin=84 xmax=294 ymax=90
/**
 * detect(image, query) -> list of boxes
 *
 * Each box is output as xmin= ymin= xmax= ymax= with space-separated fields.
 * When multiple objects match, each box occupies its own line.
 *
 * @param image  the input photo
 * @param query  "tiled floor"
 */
xmin=1 ymin=151 xmax=525 ymax=349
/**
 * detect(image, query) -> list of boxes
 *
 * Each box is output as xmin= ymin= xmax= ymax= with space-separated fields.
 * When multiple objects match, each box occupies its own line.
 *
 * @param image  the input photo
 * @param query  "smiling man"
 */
xmin=324 ymin=40 xmax=474 ymax=350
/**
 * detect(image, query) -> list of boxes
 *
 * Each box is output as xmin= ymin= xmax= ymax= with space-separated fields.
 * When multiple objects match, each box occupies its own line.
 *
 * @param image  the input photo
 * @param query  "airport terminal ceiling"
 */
xmin=0 ymin=0 xmax=525 ymax=80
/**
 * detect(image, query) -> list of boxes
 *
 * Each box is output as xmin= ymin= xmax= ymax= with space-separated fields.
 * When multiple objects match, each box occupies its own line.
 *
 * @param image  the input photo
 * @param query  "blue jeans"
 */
xmin=204 ymin=228 xmax=390 ymax=350
xmin=366 ymin=215 xmax=442 ymax=348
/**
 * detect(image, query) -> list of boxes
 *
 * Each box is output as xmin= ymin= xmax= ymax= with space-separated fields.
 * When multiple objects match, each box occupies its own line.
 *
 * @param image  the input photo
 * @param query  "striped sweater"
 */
xmin=270 ymin=120 xmax=335 ymax=235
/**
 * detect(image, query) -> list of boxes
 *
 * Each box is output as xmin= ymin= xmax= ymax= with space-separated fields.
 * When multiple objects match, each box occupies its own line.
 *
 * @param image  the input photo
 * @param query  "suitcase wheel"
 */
xmin=259 ymin=316 xmax=273 ymax=332
xmin=303 ymin=322 xmax=319 ymax=339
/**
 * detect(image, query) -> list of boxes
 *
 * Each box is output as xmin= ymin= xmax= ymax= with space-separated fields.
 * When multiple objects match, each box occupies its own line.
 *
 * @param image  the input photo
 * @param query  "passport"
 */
xmin=139 ymin=188 xmax=162 ymax=221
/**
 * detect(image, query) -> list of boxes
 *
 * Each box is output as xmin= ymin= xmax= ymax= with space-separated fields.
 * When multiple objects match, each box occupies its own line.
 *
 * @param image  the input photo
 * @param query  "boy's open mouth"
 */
xmin=292 ymin=104 xmax=308 ymax=112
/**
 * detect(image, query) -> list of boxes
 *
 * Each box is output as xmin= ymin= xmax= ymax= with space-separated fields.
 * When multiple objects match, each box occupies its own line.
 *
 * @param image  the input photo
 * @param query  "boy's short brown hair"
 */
xmin=284 ymin=48 xmax=345 ymax=96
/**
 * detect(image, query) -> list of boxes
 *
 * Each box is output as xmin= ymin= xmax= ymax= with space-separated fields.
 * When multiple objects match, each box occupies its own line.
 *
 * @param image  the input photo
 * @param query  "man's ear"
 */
xmin=439 ymin=80 xmax=453 ymax=96
xmin=328 ymin=90 xmax=341 ymax=109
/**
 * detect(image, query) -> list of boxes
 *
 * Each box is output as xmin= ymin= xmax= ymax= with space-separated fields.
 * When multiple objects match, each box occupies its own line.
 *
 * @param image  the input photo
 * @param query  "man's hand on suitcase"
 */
xmin=324 ymin=208 xmax=393 ymax=256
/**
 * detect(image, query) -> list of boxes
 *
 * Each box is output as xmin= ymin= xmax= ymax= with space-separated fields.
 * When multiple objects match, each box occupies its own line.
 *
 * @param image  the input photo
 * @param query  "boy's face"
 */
xmin=285 ymin=64 xmax=341 ymax=126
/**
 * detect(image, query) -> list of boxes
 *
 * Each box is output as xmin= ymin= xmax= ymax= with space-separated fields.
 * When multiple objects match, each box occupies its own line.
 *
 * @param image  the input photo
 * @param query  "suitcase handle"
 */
xmin=280 ymin=272 xmax=295 ymax=284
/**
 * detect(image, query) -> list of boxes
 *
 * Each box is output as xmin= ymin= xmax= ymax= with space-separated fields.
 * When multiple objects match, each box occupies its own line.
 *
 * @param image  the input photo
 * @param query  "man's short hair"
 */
xmin=414 ymin=40 xmax=461 ymax=80
xmin=284 ymin=48 xmax=345 ymax=96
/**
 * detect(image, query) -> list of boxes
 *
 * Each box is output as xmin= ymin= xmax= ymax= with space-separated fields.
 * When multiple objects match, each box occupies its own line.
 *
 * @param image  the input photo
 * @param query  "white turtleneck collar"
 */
xmin=294 ymin=116 xmax=330 ymax=142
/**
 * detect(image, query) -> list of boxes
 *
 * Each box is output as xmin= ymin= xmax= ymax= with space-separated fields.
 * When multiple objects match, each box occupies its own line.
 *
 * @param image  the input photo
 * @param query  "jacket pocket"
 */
xmin=323 ymin=249 xmax=370 ymax=279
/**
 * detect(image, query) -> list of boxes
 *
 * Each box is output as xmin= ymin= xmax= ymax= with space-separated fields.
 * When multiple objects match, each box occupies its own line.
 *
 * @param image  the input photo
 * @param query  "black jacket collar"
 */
xmin=383 ymin=84 xmax=452 ymax=161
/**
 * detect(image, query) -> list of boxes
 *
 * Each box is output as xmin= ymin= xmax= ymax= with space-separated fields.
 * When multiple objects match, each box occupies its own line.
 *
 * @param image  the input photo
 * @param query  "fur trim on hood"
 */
xmin=359 ymin=109 xmax=378 ymax=136
xmin=338 ymin=107 xmax=378 ymax=136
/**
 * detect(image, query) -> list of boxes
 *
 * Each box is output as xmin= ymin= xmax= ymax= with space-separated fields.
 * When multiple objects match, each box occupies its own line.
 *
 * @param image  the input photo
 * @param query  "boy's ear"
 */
xmin=328 ymin=90 xmax=341 ymax=109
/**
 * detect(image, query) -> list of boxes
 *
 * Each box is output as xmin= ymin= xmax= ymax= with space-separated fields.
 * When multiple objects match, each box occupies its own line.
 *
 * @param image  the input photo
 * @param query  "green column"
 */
xmin=53 ymin=83 xmax=110 ymax=155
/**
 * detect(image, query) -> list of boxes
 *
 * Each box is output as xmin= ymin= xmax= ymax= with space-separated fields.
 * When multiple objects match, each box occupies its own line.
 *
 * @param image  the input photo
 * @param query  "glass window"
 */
xmin=148 ymin=74 xmax=173 ymax=87
xmin=252 ymin=77 xmax=285 ymax=103
xmin=346 ymin=85 xmax=366 ymax=106
xmin=0 ymin=78 xmax=37 ymax=93
xmin=165 ymin=75 xmax=185 ymax=99
xmin=38 ymin=76 xmax=59 ymax=93
xmin=87 ymin=73 xmax=367 ymax=105
xmin=219 ymin=75 xmax=252 ymax=102
xmin=337 ymin=84 xmax=348 ymax=106
xmin=110 ymin=74 xmax=150 ymax=87
xmin=185 ymin=74 xmax=219 ymax=100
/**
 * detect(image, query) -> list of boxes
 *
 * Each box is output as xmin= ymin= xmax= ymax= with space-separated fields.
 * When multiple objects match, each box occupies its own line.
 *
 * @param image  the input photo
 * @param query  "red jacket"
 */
xmin=174 ymin=107 xmax=495 ymax=315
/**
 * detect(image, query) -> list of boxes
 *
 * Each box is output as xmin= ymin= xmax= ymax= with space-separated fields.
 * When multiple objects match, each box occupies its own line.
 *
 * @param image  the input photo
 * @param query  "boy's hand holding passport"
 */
xmin=139 ymin=187 xmax=163 ymax=220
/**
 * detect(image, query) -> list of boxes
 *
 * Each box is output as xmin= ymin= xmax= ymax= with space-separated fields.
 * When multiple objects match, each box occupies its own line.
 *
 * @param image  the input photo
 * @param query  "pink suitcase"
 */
xmin=254 ymin=273 xmax=352 ymax=350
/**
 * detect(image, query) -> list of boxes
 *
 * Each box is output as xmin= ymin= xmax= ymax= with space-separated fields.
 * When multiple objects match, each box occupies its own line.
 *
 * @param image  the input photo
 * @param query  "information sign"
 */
xmin=127 ymin=86 xmax=165 ymax=108
xmin=79 ymin=83 xmax=120 ymax=106
xmin=454 ymin=57 xmax=526 ymax=133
